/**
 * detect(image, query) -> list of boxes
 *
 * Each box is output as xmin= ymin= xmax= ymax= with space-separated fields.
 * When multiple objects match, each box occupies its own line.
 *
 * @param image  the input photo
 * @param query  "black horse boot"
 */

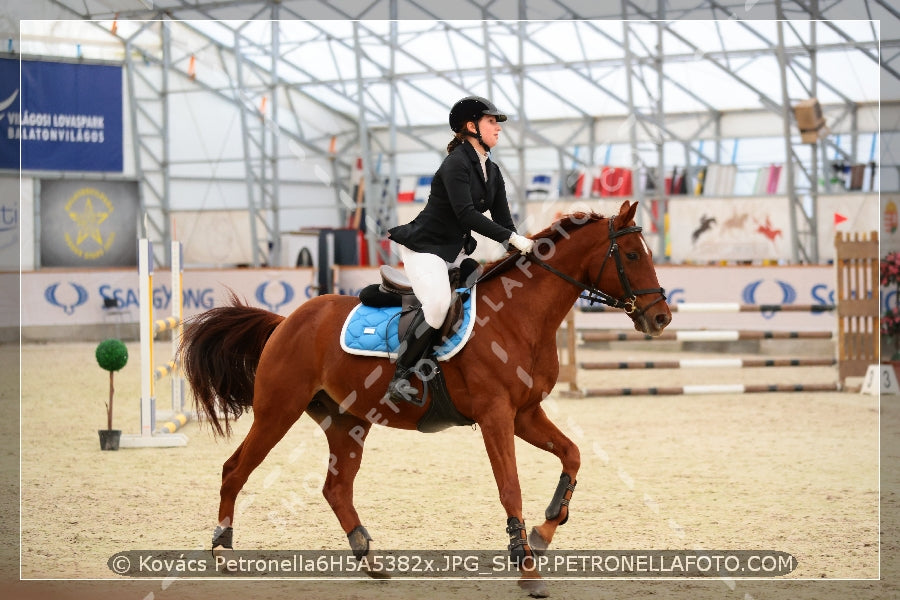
xmin=385 ymin=308 xmax=438 ymax=405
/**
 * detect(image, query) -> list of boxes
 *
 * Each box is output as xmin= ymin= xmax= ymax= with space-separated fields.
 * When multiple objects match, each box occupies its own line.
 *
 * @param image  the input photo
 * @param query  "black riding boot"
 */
xmin=385 ymin=309 xmax=438 ymax=404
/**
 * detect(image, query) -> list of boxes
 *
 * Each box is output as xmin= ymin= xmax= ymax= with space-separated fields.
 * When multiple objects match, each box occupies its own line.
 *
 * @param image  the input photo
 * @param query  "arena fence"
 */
xmin=556 ymin=231 xmax=878 ymax=397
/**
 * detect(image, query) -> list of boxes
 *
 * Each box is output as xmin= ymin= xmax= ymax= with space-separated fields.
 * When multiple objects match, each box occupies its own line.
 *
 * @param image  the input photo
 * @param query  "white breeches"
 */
xmin=398 ymin=246 xmax=464 ymax=329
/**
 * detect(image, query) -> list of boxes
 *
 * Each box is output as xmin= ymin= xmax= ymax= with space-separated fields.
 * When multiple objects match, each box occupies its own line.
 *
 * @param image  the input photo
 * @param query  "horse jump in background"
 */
xmin=179 ymin=200 xmax=672 ymax=596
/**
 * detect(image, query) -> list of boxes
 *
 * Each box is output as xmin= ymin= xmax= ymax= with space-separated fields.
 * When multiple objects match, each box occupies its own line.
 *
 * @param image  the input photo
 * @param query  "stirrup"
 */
xmin=386 ymin=375 xmax=424 ymax=406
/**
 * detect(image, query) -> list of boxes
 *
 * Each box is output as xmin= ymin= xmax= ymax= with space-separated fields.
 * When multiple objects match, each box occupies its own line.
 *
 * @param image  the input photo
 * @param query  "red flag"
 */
xmin=834 ymin=212 xmax=848 ymax=226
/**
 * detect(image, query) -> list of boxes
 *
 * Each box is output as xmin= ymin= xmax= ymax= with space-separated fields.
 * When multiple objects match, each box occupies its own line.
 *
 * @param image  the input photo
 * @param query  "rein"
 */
xmin=528 ymin=254 xmax=628 ymax=309
xmin=472 ymin=218 xmax=666 ymax=317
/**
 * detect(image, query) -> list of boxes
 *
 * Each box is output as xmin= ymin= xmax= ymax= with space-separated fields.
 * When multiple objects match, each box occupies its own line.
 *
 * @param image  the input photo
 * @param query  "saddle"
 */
xmin=353 ymin=260 xmax=482 ymax=433
xmin=359 ymin=259 xmax=482 ymax=342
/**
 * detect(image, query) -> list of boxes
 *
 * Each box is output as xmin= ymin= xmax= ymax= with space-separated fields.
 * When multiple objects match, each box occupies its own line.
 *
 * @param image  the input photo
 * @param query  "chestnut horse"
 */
xmin=179 ymin=200 xmax=671 ymax=596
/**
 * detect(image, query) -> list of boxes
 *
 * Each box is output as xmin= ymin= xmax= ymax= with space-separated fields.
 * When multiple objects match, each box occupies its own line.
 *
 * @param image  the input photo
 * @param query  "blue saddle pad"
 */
xmin=340 ymin=289 xmax=476 ymax=361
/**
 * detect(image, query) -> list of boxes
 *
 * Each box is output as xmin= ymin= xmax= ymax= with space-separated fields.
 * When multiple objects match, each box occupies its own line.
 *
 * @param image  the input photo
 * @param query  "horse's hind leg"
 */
xmin=213 ymin=402 xmax=305 ymax=550
xmin=305 ymin=396 xmax=385 ymax=577
xmin=514 ymin=404 xmax=580 ymax=552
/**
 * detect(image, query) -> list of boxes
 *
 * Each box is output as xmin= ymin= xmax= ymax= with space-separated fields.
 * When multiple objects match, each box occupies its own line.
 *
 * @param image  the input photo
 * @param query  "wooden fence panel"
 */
xmin=835 ymin=231 xmax=879 ymax=384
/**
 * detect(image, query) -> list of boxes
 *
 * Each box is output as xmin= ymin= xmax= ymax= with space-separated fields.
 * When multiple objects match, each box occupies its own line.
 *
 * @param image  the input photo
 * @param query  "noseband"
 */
xmin=529 ymin=219 xmax=667 ymax=318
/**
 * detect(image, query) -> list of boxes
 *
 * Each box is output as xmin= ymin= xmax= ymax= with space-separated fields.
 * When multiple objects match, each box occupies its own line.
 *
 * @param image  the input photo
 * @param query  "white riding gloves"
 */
xmin=508 ymin=232 xmax=534 ymax=255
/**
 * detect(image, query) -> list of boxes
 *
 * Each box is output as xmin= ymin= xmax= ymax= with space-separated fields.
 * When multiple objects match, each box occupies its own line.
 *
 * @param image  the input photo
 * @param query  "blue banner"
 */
xmin=0 ymin=58 xmax=19 ymax=170
xmin=1 ymin=58 xmax=123 ymax=172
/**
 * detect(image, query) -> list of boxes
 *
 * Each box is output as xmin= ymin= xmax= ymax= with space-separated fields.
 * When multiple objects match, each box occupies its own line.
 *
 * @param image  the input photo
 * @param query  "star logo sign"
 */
xmin=70 ymin=196 xmax=109 ymax=245
xmin=63 ymin=188 xmax=116 ymax=260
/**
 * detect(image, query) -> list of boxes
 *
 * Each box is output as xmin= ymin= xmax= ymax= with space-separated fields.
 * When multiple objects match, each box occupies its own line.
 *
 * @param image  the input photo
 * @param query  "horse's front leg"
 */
xmin=479 ymin=411 xmax=547 ymax=598
xmin=514 ymin=404 xmax=580 ymax=553
xmin=305 ymin=398 xmax=386 ymax=579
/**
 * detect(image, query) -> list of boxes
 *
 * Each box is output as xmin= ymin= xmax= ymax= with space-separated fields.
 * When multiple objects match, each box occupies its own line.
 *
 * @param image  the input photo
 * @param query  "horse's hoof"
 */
xmin=528 ymin=527 xmax=549 ymax=555
xmin=359 ymin=545 xmax=391 ymax=579
xmin=364 ymin=567 xmax=391 ymax=580
xmin=518 ymin=577 xmax=549 ymax=598
xmin=212 ymin=545 xmax=236 ymax=573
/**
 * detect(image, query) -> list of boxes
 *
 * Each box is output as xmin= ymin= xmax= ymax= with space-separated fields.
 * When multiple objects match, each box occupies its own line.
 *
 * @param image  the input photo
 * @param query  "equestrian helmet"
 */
xmin=449 ymin=96 xmax=507 ymax=132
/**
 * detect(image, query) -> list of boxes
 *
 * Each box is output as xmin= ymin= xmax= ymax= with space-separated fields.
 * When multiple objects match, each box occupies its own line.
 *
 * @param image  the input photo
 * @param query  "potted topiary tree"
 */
xmin=95 ymin=338 xmax=128 ymax=451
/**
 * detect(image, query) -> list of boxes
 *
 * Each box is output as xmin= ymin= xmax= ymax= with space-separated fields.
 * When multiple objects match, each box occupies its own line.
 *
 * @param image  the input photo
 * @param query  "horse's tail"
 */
xmin=179 ymin=292 xmax=284 ymax=437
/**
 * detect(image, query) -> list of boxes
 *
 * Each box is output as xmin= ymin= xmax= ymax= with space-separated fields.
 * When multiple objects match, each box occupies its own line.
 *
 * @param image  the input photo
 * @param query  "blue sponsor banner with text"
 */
xmin=1 ymin=57 xmax=123 ymax=172
xmin=0 ymin=57 xmax=19 ymax=170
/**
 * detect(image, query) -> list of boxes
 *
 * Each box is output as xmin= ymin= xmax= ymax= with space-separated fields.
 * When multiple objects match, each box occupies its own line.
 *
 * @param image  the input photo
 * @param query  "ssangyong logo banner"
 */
xmin=16 ymin=268 xmax=318 ymax=328
xmin=12 ymin=265 xmax=836 ymax=333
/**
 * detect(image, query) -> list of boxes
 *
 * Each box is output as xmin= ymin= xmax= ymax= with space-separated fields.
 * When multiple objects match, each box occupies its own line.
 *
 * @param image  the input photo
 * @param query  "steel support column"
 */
xmin=124 ymin=19 xmax=173 ymax=266
xmin=775 ymin=13 xmax=805 ymax=262
xmin=654 ymin=10 xmax=667 ymax=258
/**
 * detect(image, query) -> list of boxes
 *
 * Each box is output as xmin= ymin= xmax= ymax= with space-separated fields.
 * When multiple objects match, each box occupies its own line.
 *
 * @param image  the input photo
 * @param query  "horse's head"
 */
xmin=578 ymin=200 xmax=671 ymax=336
xmin=489 ymin=201 xmax=671 ymax=336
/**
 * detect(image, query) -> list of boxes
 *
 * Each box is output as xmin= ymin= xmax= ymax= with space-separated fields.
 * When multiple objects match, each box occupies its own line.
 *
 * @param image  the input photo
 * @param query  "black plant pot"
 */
xmin=98 ymin=429 xmax=121 ymax=451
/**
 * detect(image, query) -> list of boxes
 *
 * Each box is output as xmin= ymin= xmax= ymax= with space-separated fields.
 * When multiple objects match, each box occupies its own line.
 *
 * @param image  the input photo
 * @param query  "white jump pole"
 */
xmin=119 ymin=239 xmax=188 ymax=449
xmin=170 ymin=239 xmax=185 ymax=415
xmin=140 ymin=238 xmax=154 ymax=436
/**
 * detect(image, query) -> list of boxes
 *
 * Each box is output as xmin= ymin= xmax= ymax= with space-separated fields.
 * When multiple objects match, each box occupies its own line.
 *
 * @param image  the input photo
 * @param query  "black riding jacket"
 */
xmin=388 ymin=142 xmax=516 ymax=262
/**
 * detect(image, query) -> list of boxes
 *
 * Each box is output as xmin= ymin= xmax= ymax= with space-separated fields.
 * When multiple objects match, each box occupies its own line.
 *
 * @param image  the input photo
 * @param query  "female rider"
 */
xmin=385 ymin=96 xmax=534 ymax=403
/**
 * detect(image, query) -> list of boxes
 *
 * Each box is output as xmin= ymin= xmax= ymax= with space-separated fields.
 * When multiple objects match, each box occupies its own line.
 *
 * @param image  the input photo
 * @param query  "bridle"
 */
xmin=527 ymin=219 xmax=667 ymax=318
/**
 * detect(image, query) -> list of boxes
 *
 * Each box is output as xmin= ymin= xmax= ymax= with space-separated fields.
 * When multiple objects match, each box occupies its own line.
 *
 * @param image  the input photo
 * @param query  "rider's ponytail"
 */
xmin=447 ymin=133 xmax=465 ymax=154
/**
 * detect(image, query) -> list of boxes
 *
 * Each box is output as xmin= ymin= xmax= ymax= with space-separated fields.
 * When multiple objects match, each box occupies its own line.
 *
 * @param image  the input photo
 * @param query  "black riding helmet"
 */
xmin=449 ymin=96 xmax=507 ymax=133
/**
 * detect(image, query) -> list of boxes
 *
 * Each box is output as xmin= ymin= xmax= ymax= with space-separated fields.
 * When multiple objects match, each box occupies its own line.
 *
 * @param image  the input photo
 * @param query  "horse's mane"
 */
xmin=480 ymin=211 xmax=606 ymax=277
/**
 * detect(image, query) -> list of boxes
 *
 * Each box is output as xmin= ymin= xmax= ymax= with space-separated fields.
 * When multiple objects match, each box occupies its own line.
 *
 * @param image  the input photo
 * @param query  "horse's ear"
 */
xmin=617 ymin=200 xmax=638 ymax=226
